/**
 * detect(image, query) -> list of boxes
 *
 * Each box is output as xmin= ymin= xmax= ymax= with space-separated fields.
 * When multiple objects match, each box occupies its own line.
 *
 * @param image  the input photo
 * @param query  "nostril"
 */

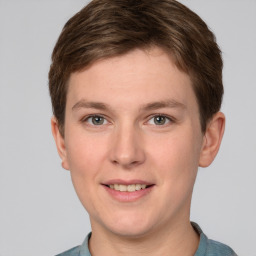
xmin=111 ymin=157 xmax=140 ymax=167
xmin=112 ymin=160 xmax=119 ymax=165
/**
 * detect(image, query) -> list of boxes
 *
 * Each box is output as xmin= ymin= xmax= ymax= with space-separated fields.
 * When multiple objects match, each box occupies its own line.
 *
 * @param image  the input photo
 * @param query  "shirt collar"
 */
xmin=192 ymin=222 xmax=208 ymax=256
xmin=79 ymin=222 xmax=208 ymax=256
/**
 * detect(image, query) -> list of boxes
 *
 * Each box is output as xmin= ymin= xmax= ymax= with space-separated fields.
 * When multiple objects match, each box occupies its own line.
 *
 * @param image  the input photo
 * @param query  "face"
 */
xmin=54 ymin=47 xmax=207 ymax=237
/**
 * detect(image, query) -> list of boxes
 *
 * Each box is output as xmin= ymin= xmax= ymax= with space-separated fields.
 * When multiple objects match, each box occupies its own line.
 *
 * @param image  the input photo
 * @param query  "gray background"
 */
xmin=0 ymin=0 xmax=255 ymax=255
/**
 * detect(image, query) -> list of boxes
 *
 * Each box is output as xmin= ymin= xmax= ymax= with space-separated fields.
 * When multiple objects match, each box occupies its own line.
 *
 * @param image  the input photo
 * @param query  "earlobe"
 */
xmin=199 ymin=112 xmax=225 ymax=168
xmin=51 ymin=116 xmax=70 ymax=170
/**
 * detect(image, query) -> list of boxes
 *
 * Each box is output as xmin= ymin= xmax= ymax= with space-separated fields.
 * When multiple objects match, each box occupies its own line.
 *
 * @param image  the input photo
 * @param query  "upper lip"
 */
xmin=102 ymin=179 xmax=154 ymax=186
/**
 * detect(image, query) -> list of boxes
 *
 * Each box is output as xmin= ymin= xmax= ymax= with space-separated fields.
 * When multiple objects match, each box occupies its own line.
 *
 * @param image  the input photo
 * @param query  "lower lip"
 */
xmin=103 ymin=185 xmax=154 ymax=202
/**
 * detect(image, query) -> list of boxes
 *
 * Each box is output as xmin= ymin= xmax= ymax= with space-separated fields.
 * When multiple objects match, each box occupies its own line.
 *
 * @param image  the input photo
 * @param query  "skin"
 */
xmin=52 ymin=47 xmax=225 ymax=256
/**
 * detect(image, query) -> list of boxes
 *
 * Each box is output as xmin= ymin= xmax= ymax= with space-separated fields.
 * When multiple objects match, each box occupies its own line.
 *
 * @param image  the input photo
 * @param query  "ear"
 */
xmin=51 ymin=116 xmax=70 ymax=170
xmin=199 ymin=112 xmax=225 ymax=167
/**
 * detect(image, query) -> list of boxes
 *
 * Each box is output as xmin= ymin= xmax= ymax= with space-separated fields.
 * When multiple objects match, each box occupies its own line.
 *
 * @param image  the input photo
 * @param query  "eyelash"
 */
xmin=147 ymin=114 xmax=174 ymax=126
xmin=81 ymin=114 xmax=175 ymax=127
xmin=81 ymin=115 xmax=109 ymax=126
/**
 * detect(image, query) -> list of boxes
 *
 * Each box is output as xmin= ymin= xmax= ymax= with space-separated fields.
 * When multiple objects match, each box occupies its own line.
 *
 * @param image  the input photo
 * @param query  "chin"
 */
xmin=110 ymin=225 xmax=153 ymax=238
xmin=101 ymin=213 xmax=158 ymax=238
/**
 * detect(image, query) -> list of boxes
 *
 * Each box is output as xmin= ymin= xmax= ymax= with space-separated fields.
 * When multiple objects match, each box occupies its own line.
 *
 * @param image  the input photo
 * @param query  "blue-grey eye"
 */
xmin=154 ymin=116 xmax=166 ymax=125
xmin=148 ymin=115 xmax=170 ymax=125
xmin=87 ymin=116 xmax=106 ymax=125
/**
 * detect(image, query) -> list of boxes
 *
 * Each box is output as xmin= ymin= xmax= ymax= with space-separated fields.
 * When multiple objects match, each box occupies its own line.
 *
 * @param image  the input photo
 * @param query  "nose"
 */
xmin=109 ymin=124 xmax=145 ymax=169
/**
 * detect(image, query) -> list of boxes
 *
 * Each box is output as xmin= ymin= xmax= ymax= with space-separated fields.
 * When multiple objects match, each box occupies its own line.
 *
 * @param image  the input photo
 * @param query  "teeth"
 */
xmin=119 ymin=185 xmax=127 ymax=192
xmin=127 ymin=184 xmax=135 ymax=192
xmin=135 ymin=184 xmax=142 ymax=190
xmin=108 ymin=184 xmax=148 ymax=192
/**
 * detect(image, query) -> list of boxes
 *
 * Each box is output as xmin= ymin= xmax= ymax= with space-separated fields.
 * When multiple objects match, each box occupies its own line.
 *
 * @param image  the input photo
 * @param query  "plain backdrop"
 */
xmin=0 ymin=0 xmax=255 ymax=255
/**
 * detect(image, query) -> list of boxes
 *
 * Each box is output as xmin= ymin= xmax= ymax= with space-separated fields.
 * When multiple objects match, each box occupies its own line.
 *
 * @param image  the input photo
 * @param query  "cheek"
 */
xmin=65 ymin=132 xmax=108 ymax=173
xmin=65 ymin=133 xmax=109 ymax=212
xmin=148 ymin=131 xmax=202 ymax=183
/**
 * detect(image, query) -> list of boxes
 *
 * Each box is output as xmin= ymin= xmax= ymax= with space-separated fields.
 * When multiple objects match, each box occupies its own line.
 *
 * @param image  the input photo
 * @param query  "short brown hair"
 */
xmin=49 ymin=0 xmax=223 ymax=136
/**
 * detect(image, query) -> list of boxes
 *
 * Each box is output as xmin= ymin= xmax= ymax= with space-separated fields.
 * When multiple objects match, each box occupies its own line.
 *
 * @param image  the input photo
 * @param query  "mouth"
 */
xmin=101 ymin=180 xmax=155 ymax=202
xmin=103 ymin=184 xmax=154 ymax=192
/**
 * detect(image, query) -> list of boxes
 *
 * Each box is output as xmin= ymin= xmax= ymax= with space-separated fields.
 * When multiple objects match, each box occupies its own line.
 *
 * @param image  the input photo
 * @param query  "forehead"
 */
xmin=67 ymin=47 xmax=197 ymax=112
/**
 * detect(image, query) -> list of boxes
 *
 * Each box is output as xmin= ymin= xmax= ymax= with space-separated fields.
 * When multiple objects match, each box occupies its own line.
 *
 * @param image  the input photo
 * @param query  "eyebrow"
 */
xmin=72 ymin=100 xmax=109 ymax=111
xmin=140 ymin=100 xmax=186 ymax=111
xmin=72 ymin=99 xmax=186 ymax=111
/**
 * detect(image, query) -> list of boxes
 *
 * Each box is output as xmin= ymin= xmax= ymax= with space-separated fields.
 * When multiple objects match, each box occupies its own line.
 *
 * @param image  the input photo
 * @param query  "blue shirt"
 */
xmin=56 ymin=223 xmax=237 ymax=256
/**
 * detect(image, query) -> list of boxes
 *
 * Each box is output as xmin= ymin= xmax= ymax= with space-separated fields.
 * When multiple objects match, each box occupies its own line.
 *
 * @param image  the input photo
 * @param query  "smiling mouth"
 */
xmin=104 ymin=184 xmax=153 ymax=192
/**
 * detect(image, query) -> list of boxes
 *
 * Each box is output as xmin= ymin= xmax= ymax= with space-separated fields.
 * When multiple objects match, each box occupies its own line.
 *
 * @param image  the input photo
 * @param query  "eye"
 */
xmin=148 ymin=115 xmax=171 ymax=126
xmin=85 ymin=115 xmax=107 ymax=125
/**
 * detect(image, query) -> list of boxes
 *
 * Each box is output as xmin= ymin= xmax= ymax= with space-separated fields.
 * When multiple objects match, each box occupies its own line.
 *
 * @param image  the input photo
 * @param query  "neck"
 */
xmin=89 ymin=219 xmax=199 ymax=256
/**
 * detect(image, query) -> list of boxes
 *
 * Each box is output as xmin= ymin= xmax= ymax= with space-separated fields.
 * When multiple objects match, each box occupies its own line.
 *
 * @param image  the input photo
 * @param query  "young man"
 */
xmin=49 ymin=0 xmax=237 ymax=255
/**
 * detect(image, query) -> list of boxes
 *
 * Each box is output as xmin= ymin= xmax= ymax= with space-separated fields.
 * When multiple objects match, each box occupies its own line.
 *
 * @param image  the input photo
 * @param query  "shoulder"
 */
xmin=55 ymin=232 xmax=91 ymax=256
xmin=55 ymin=245 xmax=80 ymax=256
xmin=192 ymin=222 xmax=237 ymax=256
xmin=206 ymin=239 xmax=238 ymax=256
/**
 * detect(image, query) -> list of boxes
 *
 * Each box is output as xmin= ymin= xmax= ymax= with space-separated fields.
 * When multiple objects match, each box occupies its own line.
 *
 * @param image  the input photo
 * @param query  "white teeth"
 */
xmin=141 ymin=184 xmax=146 ymax=189
xmin=127 ymin=184 xmax=136 ymax=192
xmin=135 ymin=184 xmax=142 ymax=190
xmin=119 ymin=185 xmax=127 ymax=192
xmin=108 ymin=184 xmax=149 ymax=192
